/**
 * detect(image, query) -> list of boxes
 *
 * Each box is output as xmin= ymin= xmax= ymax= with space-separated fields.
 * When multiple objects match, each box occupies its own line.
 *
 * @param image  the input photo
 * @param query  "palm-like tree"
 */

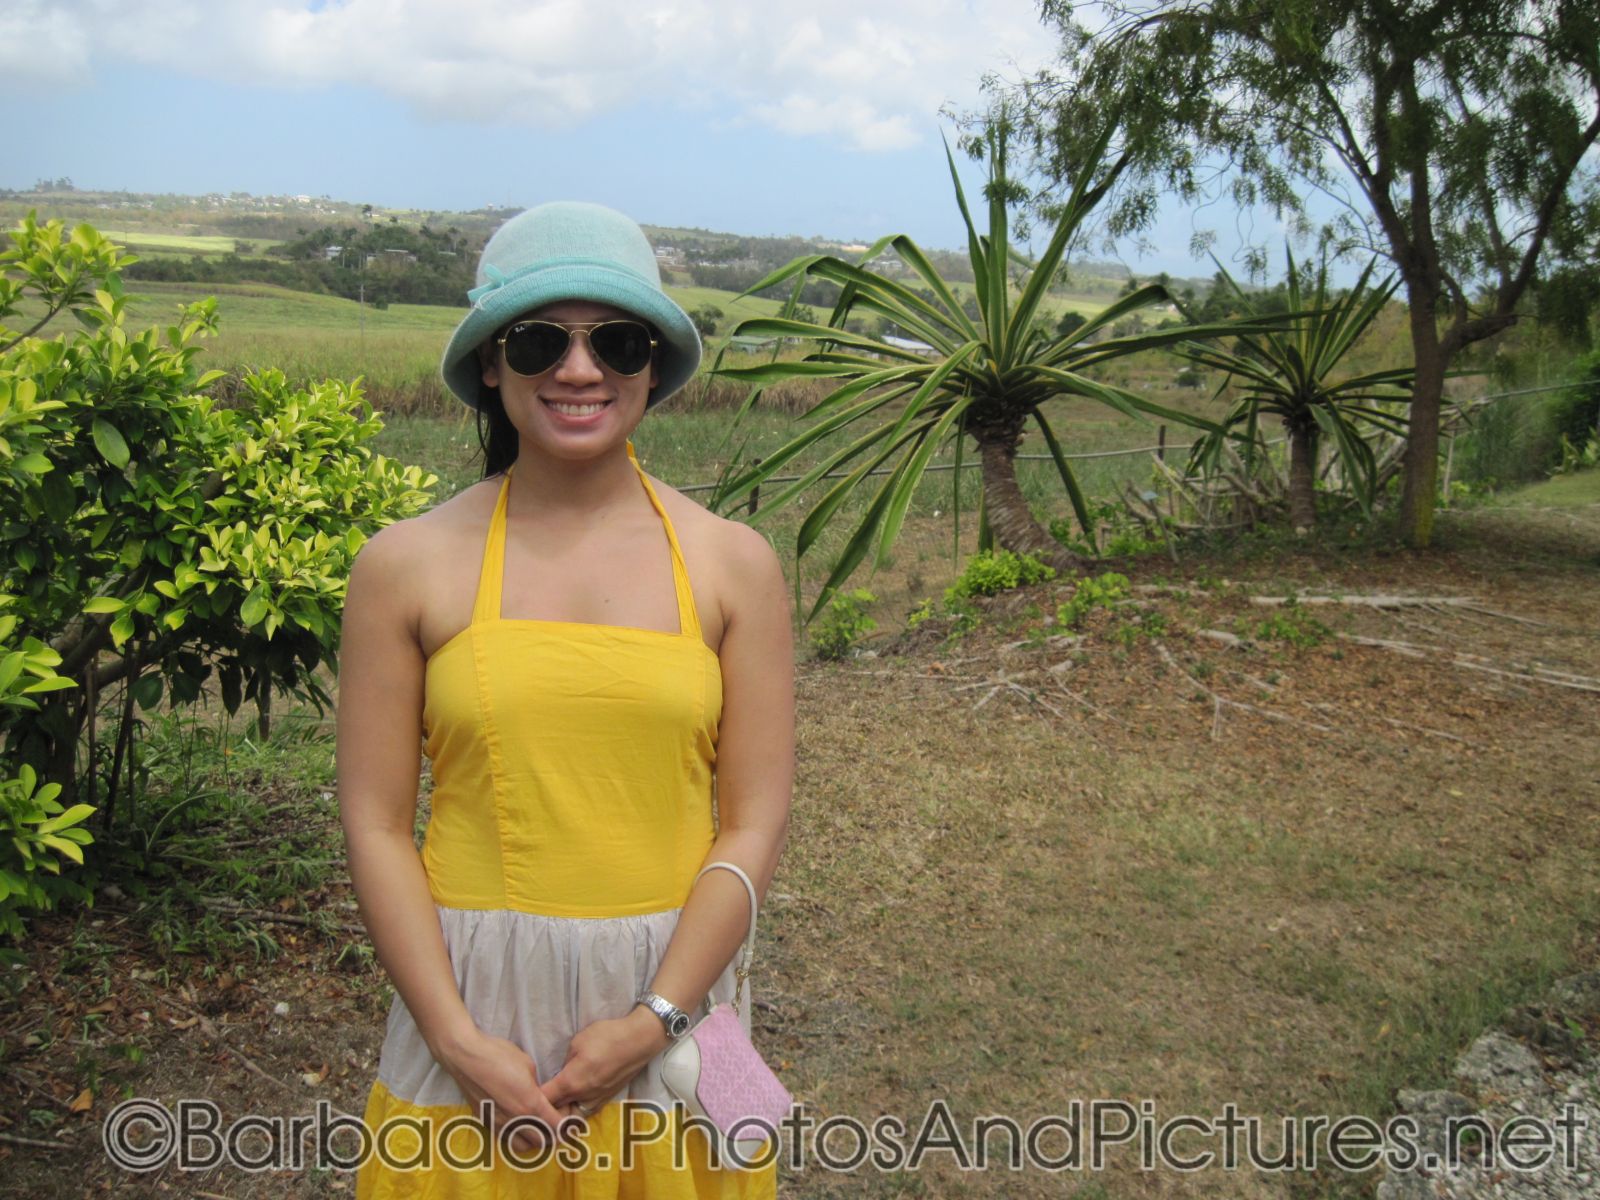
xmin=1176 ymin=251 xmax=1415 ymax=531
xmin=708 ymin=121 xmax=1255 ymax=619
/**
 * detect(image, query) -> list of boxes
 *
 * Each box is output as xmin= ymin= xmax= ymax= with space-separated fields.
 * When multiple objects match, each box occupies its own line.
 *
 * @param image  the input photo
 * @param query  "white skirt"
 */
xmin=375 ymin=904 xmax=750 ymax=1110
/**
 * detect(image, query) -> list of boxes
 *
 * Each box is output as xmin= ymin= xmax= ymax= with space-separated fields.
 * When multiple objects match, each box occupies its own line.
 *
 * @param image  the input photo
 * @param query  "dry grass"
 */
xmin=1 ymin=497 xmax=1596 ymax=1199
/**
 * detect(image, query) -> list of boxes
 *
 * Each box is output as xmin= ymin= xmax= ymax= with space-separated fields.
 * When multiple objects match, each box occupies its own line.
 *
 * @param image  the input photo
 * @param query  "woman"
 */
xmin=337 ymin=201 xmax=794 ymax=1197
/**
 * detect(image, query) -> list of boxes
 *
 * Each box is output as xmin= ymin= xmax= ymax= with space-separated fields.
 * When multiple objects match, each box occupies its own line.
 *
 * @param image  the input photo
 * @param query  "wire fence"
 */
xmin=672 ymin=380 xmax=1584 ymax=513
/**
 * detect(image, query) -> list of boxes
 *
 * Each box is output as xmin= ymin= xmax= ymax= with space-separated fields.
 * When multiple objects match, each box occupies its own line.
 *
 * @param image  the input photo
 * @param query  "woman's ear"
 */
xmin=477 ymin=339 xmax=499 ymax=390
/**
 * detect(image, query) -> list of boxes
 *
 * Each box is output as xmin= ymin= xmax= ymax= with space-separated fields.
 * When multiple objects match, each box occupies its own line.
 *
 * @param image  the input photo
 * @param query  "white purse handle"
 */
xmin=692 ymin=860 xmax=760 ymax=1016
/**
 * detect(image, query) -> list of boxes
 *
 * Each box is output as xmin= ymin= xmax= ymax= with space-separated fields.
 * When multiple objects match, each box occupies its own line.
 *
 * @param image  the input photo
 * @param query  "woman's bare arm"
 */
xmin=541 ymin=520 xmax=795 ymax=1111
xmin=337 ymin=522 xmax=566 ymax=1143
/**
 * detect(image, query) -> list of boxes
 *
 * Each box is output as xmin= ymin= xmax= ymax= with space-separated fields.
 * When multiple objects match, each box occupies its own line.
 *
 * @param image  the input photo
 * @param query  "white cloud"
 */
xmin=17 ymin=0 xmax=1052 ymax=151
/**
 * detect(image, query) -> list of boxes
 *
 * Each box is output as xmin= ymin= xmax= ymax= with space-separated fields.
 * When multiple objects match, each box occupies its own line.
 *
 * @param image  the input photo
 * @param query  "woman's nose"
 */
xmin=552 ymin=330 xmax=606 ymax=382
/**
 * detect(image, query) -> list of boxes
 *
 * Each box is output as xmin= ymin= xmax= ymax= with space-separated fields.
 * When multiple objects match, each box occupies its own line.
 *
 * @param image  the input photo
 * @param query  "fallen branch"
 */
xmin=1249 ymin=593 xmax=1476 ymax=608
xmin=0 ymin=1131 xmax=74 ymax=1150
xmin=1154 ymin=641 xmax=1336 ymax=740
xmin=198 ymin=897 xmax=364 ymax=936
xmin=159 ymin=996 xmax=296 ymax=1095
xmin=1338 ymin=634 xmax=1600 ymax=693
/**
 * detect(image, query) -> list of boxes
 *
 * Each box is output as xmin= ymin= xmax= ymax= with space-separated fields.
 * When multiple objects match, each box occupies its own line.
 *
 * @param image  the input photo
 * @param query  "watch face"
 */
xmin=668 ymin=1011 xmax=691 ymax=1038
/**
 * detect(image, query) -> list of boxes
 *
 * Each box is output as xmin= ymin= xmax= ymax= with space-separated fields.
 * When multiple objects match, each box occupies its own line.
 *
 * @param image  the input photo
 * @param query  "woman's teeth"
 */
xmin=546 ymin=401 xmax=608 ymax=415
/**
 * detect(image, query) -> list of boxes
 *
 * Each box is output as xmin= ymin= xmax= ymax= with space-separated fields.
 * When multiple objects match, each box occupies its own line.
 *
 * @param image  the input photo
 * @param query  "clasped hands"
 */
xmin=440 ymin=1006 xmax=670 ymax=1154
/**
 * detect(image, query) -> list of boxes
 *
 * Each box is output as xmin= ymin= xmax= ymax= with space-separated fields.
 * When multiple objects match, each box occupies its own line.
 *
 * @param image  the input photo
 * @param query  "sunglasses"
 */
xmin=495 ymin=319 xmax=658 ymax=378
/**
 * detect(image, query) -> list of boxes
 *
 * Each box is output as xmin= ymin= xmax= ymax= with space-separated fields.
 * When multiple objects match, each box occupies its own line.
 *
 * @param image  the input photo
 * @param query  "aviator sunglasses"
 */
xmin=495 ymin=319 xmax=658 ymax=378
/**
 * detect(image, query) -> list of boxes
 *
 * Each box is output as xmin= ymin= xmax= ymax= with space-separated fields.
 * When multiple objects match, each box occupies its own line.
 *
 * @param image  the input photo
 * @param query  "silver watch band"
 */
xmin=637 ymin=990 xmax=692 ymax=1039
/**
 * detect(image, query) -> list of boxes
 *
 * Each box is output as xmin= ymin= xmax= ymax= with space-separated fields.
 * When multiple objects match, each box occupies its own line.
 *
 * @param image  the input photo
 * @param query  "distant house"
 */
xmin=881 ymin=334 xmax=937 ymax=357
xmin=323 ymin=245 xmax=343 ymax=261
xmin=728 ymin=335 xmax=778 ymax=353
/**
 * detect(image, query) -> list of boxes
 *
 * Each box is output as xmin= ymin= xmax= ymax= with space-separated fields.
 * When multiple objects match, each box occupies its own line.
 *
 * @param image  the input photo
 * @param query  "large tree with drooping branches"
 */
xmin=996 ymin=0 xmax=1600 ymax=545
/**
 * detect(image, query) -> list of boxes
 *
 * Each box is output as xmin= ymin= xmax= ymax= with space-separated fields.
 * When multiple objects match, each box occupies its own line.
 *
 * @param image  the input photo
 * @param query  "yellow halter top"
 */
xmin=418 ymin=440 xmax=722 ymax=919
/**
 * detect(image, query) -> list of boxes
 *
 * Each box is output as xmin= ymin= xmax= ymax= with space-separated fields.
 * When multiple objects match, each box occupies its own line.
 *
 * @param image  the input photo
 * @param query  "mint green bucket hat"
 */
xmin=442 ymin=201 xmax=701 ymax=411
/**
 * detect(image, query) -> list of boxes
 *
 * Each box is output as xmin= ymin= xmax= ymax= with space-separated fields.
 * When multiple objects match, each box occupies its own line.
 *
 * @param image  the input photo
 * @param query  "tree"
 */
xmin=1176 ymin=249 xmax=1415 ymax=530
xmin=710 ymin=120 xmax=1250 ymax=619
xmin=691 ymin=304 xmax=723 ymax=337
xmin=0 ymin=214 xmax=437 ymax=845
xmin=1001 ymin=0 xmax=1600 ymax=546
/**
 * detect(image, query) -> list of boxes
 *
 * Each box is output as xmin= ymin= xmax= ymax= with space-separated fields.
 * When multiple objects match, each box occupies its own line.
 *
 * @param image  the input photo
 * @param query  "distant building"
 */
xmin=882 ymin=334 xmax=937 ymax=357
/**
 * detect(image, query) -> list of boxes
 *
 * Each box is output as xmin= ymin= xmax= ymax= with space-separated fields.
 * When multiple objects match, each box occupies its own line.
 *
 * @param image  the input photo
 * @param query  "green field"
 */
xmin=100 ymin=230 xmax=286 ymax=258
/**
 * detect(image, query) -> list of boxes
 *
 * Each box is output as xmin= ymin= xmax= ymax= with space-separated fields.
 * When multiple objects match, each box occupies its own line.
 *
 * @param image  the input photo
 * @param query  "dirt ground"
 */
xmin=2 ymin=493 xmax=1597 ymax=1199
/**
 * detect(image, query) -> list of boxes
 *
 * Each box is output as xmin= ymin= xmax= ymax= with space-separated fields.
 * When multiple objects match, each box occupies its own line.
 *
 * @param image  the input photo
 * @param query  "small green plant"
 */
xmin=906 ymin=597 xmax=937 ymax=629
xmin=1550 ymin=431 xmax=1599 ymax=477
xmin=944 ymin=595 xmax=982 ymax=639
xmin=946 ymin=549 xmax=1058 ymax=600
xmin=810 ymin=589 xmax=878 ymax=660
xmin=1051 ymin=505 xmax=1168 ymax=560
xmin=1055 ymin=572 xmax=1133 ymax=629
xmin=1253 ymin=601 xmax=1331 ymax=648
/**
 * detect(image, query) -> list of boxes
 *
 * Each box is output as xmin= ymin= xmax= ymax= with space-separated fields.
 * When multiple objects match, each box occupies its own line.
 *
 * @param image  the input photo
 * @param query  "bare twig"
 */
xmin=159 ymin=996 xmax=296 ymax=1095
xmin=0 ymin=1131 xmax=75 ymax=1150
xmin=1338 ymin=634 xmax=1600 ymax=693
xmin=1154 ymin=642 xmax=1336 ymax=740
xmin=196 ymin=898 xmax=364 ymax=936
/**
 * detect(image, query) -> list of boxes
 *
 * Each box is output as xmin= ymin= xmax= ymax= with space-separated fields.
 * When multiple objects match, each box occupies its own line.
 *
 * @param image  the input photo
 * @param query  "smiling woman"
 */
xmin=336 ymin=201 xmax=795 ymax=1197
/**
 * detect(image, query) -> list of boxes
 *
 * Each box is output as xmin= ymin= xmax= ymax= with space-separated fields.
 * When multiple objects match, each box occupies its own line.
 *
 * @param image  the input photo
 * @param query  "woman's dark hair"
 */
xmin=475 ymin=384 xmax=519 ymax=479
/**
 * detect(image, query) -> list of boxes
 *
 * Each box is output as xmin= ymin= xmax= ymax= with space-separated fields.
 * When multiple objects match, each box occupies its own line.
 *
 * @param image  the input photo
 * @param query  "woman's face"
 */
xmin=480 ymin=299 xmax=659 ymax=460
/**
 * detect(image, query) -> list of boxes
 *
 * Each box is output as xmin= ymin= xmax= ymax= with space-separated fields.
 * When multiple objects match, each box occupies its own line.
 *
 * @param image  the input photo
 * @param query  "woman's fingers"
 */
xmin=442 ymin=1029 xmax=570 ymax=1154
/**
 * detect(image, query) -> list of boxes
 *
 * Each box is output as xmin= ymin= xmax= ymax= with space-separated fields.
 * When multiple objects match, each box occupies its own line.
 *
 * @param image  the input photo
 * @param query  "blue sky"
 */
xmin=1 ymin=0 xmax=1315 ymax=280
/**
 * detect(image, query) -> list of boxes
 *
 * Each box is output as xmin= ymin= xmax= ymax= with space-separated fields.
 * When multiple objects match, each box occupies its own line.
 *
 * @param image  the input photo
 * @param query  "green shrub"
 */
xmin=1051 ymin=504 xmax=1168 ymax=559
xmin=810 ymin=589 xmax=877 ymax=660
xmin=1252 ymin=600 xmax=1331 ymax=647
xmin=0 ymin=213 xmax=437 ymax=938
xmin=905 ymin=598 xmax=937 ymax=628
xmin=946 ymin=549 xmax=1057 ymax=600
xmin=0 ymin=606 xmax=88 ymax=945
xmin=1055 ymin=572 xmax=1132 ymax=629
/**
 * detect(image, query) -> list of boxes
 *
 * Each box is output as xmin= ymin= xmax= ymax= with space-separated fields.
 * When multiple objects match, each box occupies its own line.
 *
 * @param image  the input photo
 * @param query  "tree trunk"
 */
xmin=1287 ymin=420 xmax=1318 ymax=533
xmin=1398 ymin=290 xmax=1447 ymax=547
xmin=974 ymin=430 xmax=1086 ymax=572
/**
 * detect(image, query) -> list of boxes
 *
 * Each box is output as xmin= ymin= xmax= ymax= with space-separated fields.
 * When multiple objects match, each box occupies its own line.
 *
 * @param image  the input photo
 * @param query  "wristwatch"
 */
xmin=637 ymin=991 xmax=692 ymax=1040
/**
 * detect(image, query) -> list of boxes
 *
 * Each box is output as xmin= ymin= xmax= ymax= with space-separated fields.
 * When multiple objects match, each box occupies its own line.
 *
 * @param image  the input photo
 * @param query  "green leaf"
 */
xmin=35 ymin=804 xmax=95 ymax=835
xmin=239 ymin=588 xmax=269 ymax=627
xmin=132 ymin=673 xmax=164 ymax=711
xmin=83 ymin=596 xmax=124 ymax=614
xmin=40 ymin=835 xmax=84 ymax=865
xmin=92 ymin=417 xmax=130 ymax=468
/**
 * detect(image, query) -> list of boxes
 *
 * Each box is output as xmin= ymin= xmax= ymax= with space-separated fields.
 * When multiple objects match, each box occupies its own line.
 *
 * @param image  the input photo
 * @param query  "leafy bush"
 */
xmin=0 ymin=607 xmax=88 ymax=944
xmin=810 ymin=589 xmax=877 ymax=660
xmin=1055 ymin=572 xmax=1132 ymax=629
xmin=1051 ymin=503 xmax=1168 ymax=560
xmin=0 ymin=213 xmax=437 ymax=933
xmin=946 ymin=549 xmax=1057 ymax=600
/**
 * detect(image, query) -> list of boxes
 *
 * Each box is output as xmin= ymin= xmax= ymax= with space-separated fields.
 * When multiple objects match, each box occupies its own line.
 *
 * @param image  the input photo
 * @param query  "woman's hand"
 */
xmin=540 ymin=1007 xmax=668 ymax=1117
xmin=435 ymin=1026 xmax=576 ymax=1154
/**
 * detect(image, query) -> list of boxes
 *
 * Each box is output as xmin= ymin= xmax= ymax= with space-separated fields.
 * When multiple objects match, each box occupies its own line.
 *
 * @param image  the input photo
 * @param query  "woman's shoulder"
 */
xmin=647 ymin=475 xmax=784 ymax=607
xmin=351 ymin=476 xmax=501 ymax=584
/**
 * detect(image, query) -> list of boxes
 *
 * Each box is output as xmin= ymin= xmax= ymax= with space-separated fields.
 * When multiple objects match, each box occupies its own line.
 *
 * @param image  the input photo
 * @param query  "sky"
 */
xmin=0 ymin=0 xmax=1308 ymax=278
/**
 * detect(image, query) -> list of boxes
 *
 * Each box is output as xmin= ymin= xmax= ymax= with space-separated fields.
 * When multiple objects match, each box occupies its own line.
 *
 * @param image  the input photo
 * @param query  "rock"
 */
xmin=1453 ymin=1031 xmax=1547 ymax=1095
xmin=1549 ymin=971 xmax=1600 ymax=1020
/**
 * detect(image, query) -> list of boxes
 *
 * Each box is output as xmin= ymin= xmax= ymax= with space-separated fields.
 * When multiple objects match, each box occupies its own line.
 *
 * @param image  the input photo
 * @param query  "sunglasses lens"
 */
xmin=590 ymin=322 xmax=655 ymax=376
xmin=502 ymin=323 xmax=570 ymax=376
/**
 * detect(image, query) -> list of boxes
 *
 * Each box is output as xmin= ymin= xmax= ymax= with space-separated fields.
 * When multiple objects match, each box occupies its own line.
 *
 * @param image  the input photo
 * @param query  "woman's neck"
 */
xmin=506 ymin=438 xmax=645 ymax=524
